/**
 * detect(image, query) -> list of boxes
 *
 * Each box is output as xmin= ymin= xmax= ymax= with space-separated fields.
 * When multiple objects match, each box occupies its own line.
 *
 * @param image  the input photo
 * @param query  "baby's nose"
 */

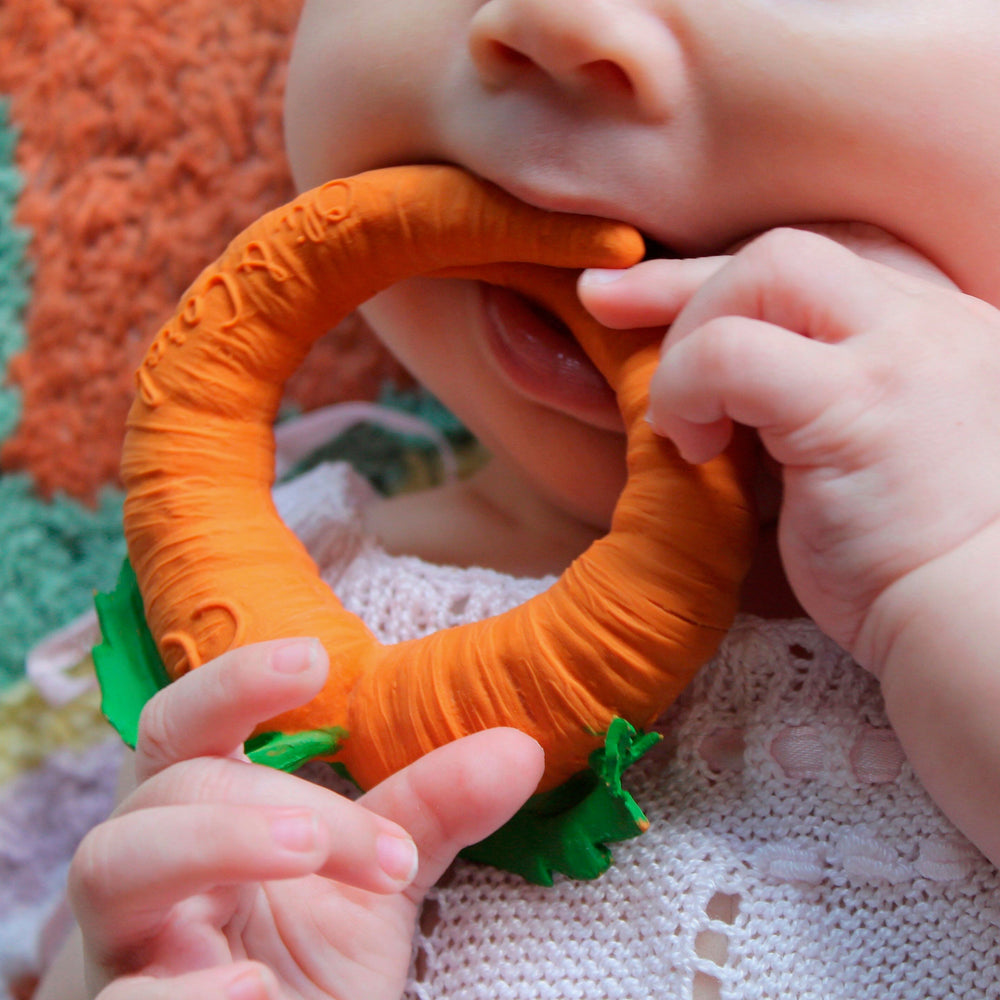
xmin=469 ymin=0 xmax=684 ymax=122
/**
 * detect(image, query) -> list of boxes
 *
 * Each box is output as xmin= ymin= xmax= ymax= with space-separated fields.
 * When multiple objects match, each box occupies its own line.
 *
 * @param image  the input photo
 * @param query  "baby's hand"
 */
xmin=580 ymin=226 xmax=1000 ymax=673
xmin=69 ymin=639 xmax=543 ymax=1000
xmin=582 ymin=227 xmax=1000 ymax=866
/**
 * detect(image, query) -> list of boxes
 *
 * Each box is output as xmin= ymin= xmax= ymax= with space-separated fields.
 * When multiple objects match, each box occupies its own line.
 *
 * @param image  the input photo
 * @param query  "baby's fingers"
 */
xmin=360 ymin=728 xmax=545 ymax=895
xmin=579 ymin=256 xmax=728 ymax=328
xmin=666 ymin=228 xmax=899 ymax=350
xmin=135 ymin=638 xmax=328 ymax=781
xmin=648 ymin=316 xmax=853 ymax=464
xmin=97 ymin=963 xmax=278 ymax=1000
xmin=116 ymin=752 xmax=423 ymax=894
xmin=70 ymin=803 xmax=335 ymax=958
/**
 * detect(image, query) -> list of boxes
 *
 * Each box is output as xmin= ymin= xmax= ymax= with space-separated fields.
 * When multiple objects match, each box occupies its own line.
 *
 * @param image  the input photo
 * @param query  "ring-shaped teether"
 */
xmin=120 ymin=165 xmax=757 ymax=795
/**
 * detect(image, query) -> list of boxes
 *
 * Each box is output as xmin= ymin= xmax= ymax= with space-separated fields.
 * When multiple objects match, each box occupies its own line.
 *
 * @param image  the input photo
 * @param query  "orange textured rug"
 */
xmin=0 ymin=0 xmax=402 ymax=503
xmin=0 ymin=6 xmax=411 ymax=993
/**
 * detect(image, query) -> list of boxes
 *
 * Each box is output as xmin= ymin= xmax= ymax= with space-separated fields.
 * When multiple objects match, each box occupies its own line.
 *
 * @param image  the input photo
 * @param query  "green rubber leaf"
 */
xmin=92 ymin=558 xmax=171 ymax=748
xmin=245 ymin=728 xmax=347 ymax=770
xmin=461 ymin=718 xmax=661 ymax=885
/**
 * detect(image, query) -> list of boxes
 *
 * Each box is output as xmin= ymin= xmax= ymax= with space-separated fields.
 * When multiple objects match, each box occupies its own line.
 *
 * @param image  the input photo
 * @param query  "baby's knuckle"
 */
xmin=68 ymin=827 xmax=117 ymax=908
xmin=743 ymin=226 xmax=828 ymax=269
xmin=183 ymin=755 xmax=245 ymax=802
xmin=136 ymin=694 xmax=182 ymax=768
xmin=745 ymin=225 xmax=800 ymax=251
xmin=94 ymin=978 xmax=160 ymax=1000
xmin=144 ymin=755 xmax=238 ymax=805
xmin=696 ymin=318 xmax=745 ymax=371
xmin=209 ymin=650 xmax=253 ymax=705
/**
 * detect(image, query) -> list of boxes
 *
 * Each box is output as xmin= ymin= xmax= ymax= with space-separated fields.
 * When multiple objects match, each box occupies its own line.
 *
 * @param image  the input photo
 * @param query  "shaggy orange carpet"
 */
xmin=0 ymin=0 xmax=401 ymax=503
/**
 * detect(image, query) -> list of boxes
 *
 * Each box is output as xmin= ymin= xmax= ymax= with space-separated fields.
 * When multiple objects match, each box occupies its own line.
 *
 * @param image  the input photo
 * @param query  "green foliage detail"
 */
xmin=461 ymin=718 xmax=661 ymax=885
xmin=245 ymin=728 xmax=347 ymax=771
xmin=92 ymin=558 xmax=170 ymax=748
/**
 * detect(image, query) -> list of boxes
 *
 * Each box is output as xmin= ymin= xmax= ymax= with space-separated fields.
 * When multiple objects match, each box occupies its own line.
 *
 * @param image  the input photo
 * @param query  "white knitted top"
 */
xmin=275 ymin=463 xmax=1000 ymax=1000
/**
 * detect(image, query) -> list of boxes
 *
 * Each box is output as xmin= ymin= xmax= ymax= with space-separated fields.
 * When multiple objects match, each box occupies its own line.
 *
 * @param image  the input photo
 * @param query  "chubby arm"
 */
xmin=581 ymin=227 xmax=1000 ymax=865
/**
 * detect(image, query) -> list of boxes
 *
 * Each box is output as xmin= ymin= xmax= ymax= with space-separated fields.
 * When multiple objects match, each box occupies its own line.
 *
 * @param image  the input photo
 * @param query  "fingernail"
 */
xmin=376 ymin=831 xmax=419 ymax=885
xmin=271 ymin=638 xmax=321 ymax=675
xmin=227 ymin=969 xmax=269 ymax=1000
xmin=579 ymin=267 xmax=627 ymax=286
xmin=270 ymin=809 xmax=318 ymax=852
xmin=644 ymin=407 xmax=667 ymax=435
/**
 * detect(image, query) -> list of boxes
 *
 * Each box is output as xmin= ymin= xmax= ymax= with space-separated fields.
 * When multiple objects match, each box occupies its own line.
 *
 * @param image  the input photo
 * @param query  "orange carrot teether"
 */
xmin=121 ymin=164 xmax=757 ymax=795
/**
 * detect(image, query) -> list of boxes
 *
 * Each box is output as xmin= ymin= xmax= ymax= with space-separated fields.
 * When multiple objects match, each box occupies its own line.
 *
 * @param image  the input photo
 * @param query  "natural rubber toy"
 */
xmin=119 ymin=164 xmax=757 ymax=796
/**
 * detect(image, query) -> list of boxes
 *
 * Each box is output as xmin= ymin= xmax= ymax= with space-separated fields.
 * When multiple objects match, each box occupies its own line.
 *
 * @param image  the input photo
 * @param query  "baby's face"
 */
xmin=285 ymin=0 xmax=1000 ymax=531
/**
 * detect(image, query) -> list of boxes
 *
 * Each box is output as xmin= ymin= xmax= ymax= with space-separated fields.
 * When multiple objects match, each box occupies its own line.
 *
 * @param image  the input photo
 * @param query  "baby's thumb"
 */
xmin=358 ymin=728 xmax=544 ymax=893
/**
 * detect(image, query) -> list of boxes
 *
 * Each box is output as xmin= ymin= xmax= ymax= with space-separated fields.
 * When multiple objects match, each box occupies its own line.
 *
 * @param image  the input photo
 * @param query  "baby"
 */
xmin=37 ymin=0 xmax=1000 ymax=997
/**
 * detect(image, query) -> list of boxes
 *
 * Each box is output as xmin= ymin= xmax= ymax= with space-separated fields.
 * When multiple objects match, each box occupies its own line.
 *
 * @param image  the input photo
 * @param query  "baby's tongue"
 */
xmin=482 ymin=284 xmax=622 ymax=429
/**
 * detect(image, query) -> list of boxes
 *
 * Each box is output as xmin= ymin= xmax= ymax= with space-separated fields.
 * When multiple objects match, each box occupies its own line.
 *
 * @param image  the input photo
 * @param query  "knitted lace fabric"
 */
xmin=276 ymin=463 xmax=1000 ymax=1000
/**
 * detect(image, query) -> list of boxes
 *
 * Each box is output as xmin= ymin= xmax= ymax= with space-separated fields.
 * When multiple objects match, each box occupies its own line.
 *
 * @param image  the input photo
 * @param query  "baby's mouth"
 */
xmin=641 ymin=234 xmax=677 ymax=262
xmin=479 ymin=283 xmax=625 ymax=432
xmin=474 ymin=229 xmax=671 ymax=433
